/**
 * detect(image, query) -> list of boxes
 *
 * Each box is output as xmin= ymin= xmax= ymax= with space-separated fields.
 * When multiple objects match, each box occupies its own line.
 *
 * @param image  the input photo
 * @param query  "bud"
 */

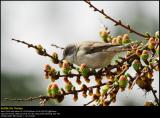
xmin=73 ymin=93 xmax=78 ymax=102
xmin=95 ymin=75 xmax=102 ymax=85
xmin=146 ymin=72 xmax=153 ymax=79
xmin=44 ymin=64 xmax=51 ymax=79
xmin=109 ymin=92 xmax=116 ymax=102
xmin=84 ymin=77 xmax=90 ymax=83
xmin=103 ymin=100 xmax=110 ymax=106
xmin=76 ymin=77 xmax=82 ymax=85
xmin=80 ymin=84 xmax=88 ymax=91
xmin=88 ymin=88 xmax=93 ymax=96
xmin=45 ymin=64 xmax=51 ymax=71
xmin=50 ymin=68 xmax=59 ymax=82
xmin=154 ymin=65 xmax=159 ymax=71
xmin=132 ymin=59 xmax=141 ymax=72
xmin=140 ymin=50 xmax=149 ymax=65
xmin=116 ymin=35 xmax=122 ymax=44
xmin=96 ymin=88 xmax=101 ymax=96
xmin=64 ymin=77 xmax=69 ymax=83
xmin=155 ymin=31 xmax=159 ymax=38
xmin=136 ymin=77 xmax=153 ymax=92
xmin=112 ymin=97 xmax=116 ymax=103
xmin=148 ymin=37 xmax=155 ymax=49
xmin=135 ymin=49 xmax=142 ymax=57
xmin=92 ymin=94 xmax=99 ymax=100
xmin=56 ymin=95 xmax=64 ymax=103
xmin=60 ymin=88 xmax=66 ymax=95
xmin=123 ymin=34 xmax=129 ymax=39
xmin=118 ymin=75 xmax=128 ymax=91
xmin=102 ymin=84 xmax=110 ymax=95
xmin=107 ymin=36 xmax=112 ymax=42
xmin=112 ymin=38 xmax=117 ymax=44
xmin=61 ymin=60 xmax=71 ymax=74
xmin=36 ymin=44 xmax=45 ymax=55
xmin=47 ymin=83 xmax=60 ymax=96
xmin=79 ymin=64 xmax=90 ymax=77
xmin=65 ymin=81 xmax=73 ymax=92
xmin=82 ymin=91 xmax=87 ymax=98
xmin=51 ymin=52 xmax=59 ymax=64
xmin=122 ymin=34 xmax=130 ymax=44
xmin=99 ymin=28 xmax=109 ymax=42
xmin=59 ymin=61 xmax=63 ymax=68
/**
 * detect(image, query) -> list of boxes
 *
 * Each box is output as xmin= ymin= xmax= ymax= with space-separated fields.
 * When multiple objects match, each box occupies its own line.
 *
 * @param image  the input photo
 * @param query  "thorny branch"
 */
xmin=11 ymin=38 xmax=57 ymax=62
xmin=151 ymin=87 xmax=159 ymax=105
xmin=84 ymin=0 xmax=150 ymax=38
xmin=51 ymin=44 xmax=64 ymax=50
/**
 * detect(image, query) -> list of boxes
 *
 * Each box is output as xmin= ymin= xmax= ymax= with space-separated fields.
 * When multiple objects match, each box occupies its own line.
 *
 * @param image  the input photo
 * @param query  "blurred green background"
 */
xmin=1 ymin=1 xmax=159 ymax=106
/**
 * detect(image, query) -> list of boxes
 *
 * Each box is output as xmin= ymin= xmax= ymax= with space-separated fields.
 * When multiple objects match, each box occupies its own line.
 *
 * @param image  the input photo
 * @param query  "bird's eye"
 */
xmin=63 ymin=45 xmax=76 ymax=58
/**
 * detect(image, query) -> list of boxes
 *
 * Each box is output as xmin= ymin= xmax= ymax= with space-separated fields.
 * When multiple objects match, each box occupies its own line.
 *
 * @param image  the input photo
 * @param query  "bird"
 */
xmin=63 ymin=41 xmax=133 ymax=69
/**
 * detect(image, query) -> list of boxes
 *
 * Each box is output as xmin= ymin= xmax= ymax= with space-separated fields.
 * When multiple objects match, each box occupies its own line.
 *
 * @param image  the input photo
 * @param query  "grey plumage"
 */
xmin=63 ymin=41 xmax=132 ymax=69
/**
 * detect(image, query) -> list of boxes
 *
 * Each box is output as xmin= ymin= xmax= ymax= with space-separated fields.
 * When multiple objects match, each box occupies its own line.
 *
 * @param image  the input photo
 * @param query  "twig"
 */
xmin=84 ymin=0 xmax=149 ymax=38
xmin=51 ymin=44 xmax=64 ymax=50
xmin=4 ymin=82 xmax=107 ymax=102
xmin=83 ymin=99 xmax=95 ymax=106
xmin=151 ymin=87 xmax=159 ymax=105
xmin=12 ymin=38 xmax=55 ymax=61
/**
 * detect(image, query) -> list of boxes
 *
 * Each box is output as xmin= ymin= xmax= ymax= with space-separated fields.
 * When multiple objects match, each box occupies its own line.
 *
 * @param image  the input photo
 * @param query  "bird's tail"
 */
xmin=107 ymin=41 xmax=141 ymax=52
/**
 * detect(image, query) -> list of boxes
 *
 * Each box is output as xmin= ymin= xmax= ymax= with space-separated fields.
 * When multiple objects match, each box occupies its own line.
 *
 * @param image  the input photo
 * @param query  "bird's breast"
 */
xmin=75 ymin=51 xmax=116 ymax=69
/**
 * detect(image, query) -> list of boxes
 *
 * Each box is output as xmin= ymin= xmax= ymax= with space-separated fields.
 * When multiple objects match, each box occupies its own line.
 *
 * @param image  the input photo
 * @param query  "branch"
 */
xmin=51 ymin=44 xmax=64 ymax=50
xmin=4 ymin=82 xmax=106 ymax=102
xmin=151 ymin=86 xmax=159 ymax=105
xmin=83 ymin=99 xmax=95 ymax=106
xmin=84 ymin=0 xmax=150 ymax=38
xmin=12 ymin=38 xmax=56 ymax=61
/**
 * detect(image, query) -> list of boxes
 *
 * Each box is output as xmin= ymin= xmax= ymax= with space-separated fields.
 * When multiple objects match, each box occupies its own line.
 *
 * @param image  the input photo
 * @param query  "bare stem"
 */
xmin=12 ymin=38 xmax=55 ymax=61
xmin=51 ymin=44 xmax=64 ymax=50
xmin=151 ymin=87 xmax=159 ymax=105
xmin=84 ymin=0 xmax=149 ymax=38
xmin=83 ymin=100 xmax=95 ymax=106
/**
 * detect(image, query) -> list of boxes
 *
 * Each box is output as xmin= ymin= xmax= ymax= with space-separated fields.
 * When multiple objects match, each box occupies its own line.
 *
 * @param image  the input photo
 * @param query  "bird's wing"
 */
xmin=78 ymin=41 xmax=120 ymax=54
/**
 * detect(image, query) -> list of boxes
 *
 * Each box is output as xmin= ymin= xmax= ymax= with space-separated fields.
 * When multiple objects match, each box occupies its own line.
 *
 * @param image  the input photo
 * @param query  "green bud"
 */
xmin=148 ymin=38 xmax=155 ymax=50
xmin=140 ymin=50 xmax=149 ymax=65
xmin=65 ymin=82 xmax=73 ymax=92
xmin=107 ymin=36 xmax=112 ymax=42
xmin=112 ymin=38 xmax=117 ymax=44
xmin=116 ymin=35 xmax=122 ymax=44
xmin=118 ymin=75 xmax=128 ymax=91
xmin=62 ymin=60 xmax=71 ymax=74
xmin=47 ymin=83 xmax=60 ymax=96
xmin=99 ymin=28 xmax=109 ymax=42
xmin=102 ymin=84 xmax=110 ymax=95
xmin=51 ymin=52 xmax=59 ymax=64
xmin=132 ymin=59 xmax=141 ymax=72
xmin=122 ymin=34 xmax=130 ymax=44
xmin=155 ymin=31 xmax=159 ymax=38
xmin=79 ymin=64 xmax=90 ymax=77
xmin=36 ymin=44 xmax=45 ymax=55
